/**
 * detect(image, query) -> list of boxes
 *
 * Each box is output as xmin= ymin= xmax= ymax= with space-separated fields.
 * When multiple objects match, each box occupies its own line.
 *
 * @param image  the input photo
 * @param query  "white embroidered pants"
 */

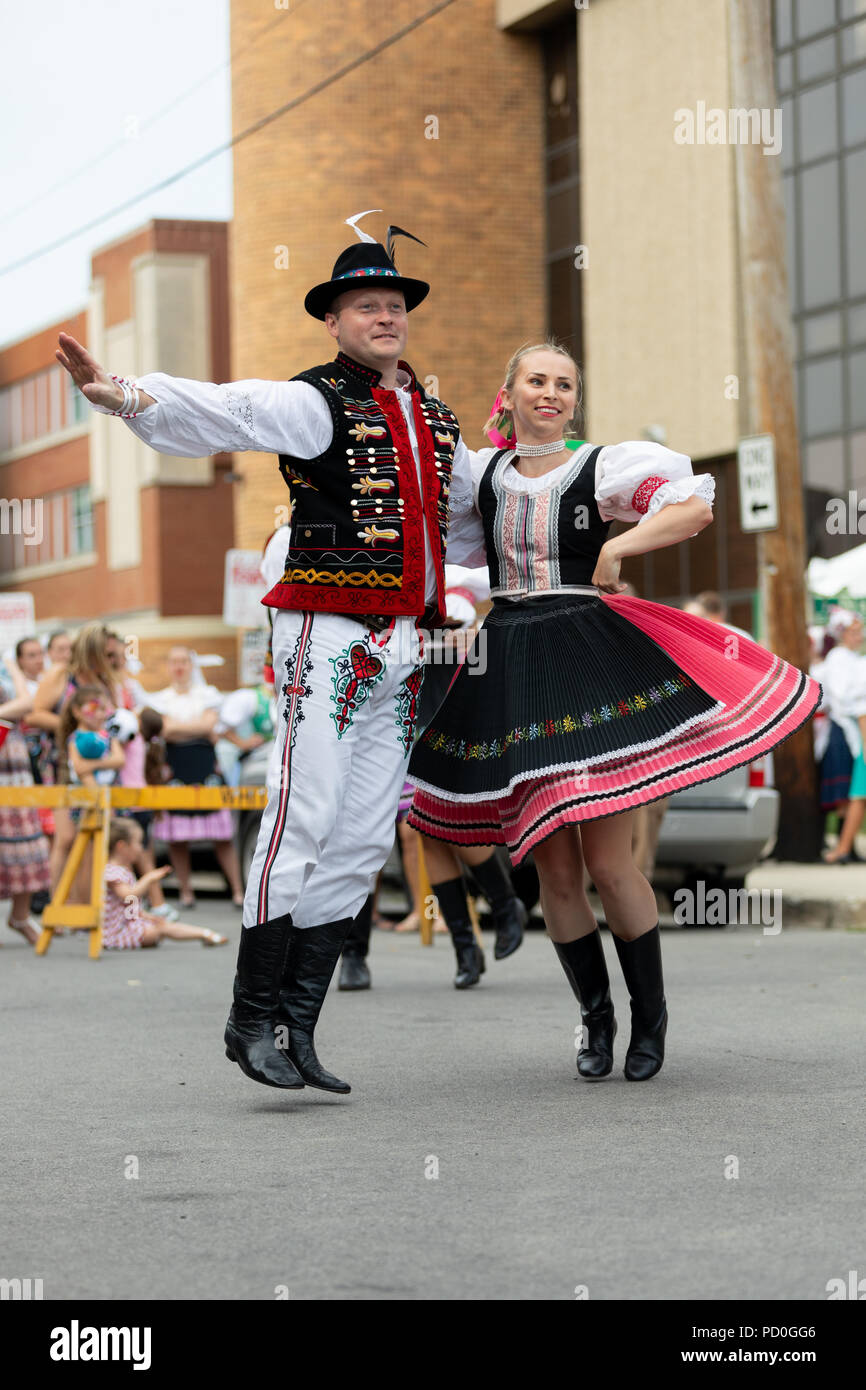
xmin=242 ymin=609 xmax=424 ymax=930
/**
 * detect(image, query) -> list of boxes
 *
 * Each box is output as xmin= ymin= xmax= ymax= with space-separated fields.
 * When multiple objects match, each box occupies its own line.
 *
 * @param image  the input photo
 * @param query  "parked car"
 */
xmin=653 ymin=758 xmax=779 ymax=894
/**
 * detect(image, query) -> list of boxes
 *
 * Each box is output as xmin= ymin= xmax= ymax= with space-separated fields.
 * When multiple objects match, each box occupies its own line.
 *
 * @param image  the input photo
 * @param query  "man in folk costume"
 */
xmin=57 ymin=212 xmax=487 ymax=1095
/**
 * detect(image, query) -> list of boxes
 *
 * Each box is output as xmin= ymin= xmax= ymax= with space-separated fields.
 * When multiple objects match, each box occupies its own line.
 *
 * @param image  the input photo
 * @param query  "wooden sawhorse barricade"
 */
xmin=2 ymin=785 xmax=482 ymax=957
xmin=1 ymin=786 xmax=267 ymax=959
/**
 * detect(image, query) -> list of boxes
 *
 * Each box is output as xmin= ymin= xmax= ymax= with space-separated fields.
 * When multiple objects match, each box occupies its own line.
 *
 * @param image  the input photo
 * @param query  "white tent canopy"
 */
xmin=807 ymin=541 xmax=866 ymax=600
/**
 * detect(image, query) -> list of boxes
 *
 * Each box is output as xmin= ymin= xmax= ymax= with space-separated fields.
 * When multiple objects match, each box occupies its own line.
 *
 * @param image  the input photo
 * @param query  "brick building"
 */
xmin=226 ymin=0 xmax=866 ymax=638
xmin=0 ymin=219 xmax=239 ymax=689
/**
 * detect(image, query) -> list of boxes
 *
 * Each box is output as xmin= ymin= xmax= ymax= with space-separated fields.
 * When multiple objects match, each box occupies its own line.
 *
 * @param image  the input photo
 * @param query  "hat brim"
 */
xmin=304 ymin=275 xmax=430 ymax=321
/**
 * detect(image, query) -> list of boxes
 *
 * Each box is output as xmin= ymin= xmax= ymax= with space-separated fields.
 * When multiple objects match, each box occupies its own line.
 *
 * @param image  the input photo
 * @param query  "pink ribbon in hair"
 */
xmin=488 ymin=387 xmax=511 ymax=448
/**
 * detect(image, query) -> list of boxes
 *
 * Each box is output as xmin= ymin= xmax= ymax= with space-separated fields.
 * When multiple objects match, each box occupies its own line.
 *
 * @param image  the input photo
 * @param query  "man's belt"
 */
xmin=337 ymin=604 xmax=440 ymax=633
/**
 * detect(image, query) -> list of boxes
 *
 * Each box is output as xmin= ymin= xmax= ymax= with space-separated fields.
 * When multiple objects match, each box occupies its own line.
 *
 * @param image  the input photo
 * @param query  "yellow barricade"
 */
xmin=1 ymin=786 xmax=482 ymax=957
xmin=0 ymin=786 xmax=267 ymax=959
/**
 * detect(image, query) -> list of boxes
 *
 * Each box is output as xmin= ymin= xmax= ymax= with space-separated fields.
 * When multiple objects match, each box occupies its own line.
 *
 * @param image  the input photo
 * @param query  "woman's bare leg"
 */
xmin=168 ymin=842 xmax=193 ymax=904
xmin=49 ymin=807 xmax=74 ymax=894
xmin=394 ymin=818 xmax=422 ymax=930
xmin=418 ymin=834 xmax=460 ymax=933
xmin=214 ymin=839 xmax=244 ymax=904
xmin=580 ymin=812 xmax=657 ymax=941
xmin=825 ymin=798 xmax=866 ymax=860
xmin=532 ymin=826 xmax=597 ymax=942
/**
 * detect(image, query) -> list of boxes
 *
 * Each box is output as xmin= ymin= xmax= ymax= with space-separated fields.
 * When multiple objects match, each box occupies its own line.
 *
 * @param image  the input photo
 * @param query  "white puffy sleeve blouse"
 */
xmin=444 ymin=439 xmax=714 ymax=568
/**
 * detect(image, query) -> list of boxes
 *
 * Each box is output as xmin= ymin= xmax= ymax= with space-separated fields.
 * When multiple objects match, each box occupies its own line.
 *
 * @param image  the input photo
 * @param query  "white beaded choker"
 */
xmin=514 ymin=438 xmax=567 ymax=457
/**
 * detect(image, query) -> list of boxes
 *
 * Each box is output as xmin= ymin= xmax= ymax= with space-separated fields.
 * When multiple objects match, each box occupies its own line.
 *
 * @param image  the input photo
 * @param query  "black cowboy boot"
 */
xmin=224 ymin=915 xmax=305 ymax=1089
xmin=339 ymin=895 xmax=373 ymax=991
xmin=468 ymin=850 xmax=528 ymax=960
xmin=278 ymin=919 xmax=353 ymax=1092
xmin=433 ymin=876 xmax=486 ymax=989
xmin=552 ymin=928 xmax=617 ymax=1080
xmin=613 ymin=924 xmax=668 ymax=1081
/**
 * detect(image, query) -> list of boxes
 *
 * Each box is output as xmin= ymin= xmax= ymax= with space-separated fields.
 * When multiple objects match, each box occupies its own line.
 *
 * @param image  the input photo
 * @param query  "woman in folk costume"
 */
xmin=411 ymin=341 xmax=821 ymax=1082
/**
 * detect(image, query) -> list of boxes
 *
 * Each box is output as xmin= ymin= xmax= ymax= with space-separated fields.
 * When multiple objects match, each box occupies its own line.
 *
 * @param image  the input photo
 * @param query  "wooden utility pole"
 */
xmin=729 ymin=0 xmax=821 ymax=861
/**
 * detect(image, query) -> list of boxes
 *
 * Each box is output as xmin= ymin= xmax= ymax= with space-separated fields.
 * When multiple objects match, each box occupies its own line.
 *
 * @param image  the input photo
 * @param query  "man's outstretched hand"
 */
xmin=56 ymin=332 xmax=125 ymax=411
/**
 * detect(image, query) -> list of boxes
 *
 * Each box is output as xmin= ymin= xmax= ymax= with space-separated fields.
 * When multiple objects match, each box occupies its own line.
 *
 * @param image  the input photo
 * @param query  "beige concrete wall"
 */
xmin=579 ymin=0 xmax=740 ymax=459
xmin=133 ymin=251 xmax=214 ymax=487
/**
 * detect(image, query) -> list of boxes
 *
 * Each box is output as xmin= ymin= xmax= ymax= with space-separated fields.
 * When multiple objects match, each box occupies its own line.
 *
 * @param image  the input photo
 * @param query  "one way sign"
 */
xmin=737 ymin=434 xmax=778 ymax=533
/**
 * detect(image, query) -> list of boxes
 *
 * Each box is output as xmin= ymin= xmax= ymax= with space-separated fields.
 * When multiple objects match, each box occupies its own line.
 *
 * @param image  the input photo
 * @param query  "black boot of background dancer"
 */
xmin=468 ymin=850 xmax=528 ymax=960
xmin=339 ymin=895 xmax=373 ymax=990
xmin=432 ymin=875 xmax=486 ymax=988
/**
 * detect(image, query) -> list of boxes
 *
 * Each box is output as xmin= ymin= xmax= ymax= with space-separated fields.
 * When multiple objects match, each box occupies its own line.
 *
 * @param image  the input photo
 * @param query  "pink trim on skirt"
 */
xmin=408 ymin=596 xmax=821 ymax=863
xmin=151 ymin=809 xmax=235 ymax=843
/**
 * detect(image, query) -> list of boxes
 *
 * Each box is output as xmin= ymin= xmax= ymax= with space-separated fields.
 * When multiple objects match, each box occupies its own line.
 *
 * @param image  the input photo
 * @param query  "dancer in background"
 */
xmin=338 ymin=565 xmax=527 ymax=991
xmin=409 ymin=341 xmax=821 ymax=1081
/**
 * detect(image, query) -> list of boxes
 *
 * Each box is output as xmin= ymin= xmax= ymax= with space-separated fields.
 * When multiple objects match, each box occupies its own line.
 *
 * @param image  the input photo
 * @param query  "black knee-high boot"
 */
xmin=468 ymin=851 xmax=527 ymax=960
xmin=432 ymin=876 xmax=486 ymax=989
xmin=552 ymin=928 xmax=617 ymax=1080
xmin=277 ymin=919 xmax=354 ymax=1092
xmin=339 ymin=895 xmax=373 ymax=991
xmin=224 ymin=915 xmax=305 ymax=1089
xmin=613 ymin=924 xmax=667 ymax=1081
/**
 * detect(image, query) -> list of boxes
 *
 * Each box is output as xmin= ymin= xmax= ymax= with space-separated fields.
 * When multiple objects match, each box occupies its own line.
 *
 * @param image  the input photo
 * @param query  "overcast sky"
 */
xmin=0 ymin=0 xmax=234 ymax=348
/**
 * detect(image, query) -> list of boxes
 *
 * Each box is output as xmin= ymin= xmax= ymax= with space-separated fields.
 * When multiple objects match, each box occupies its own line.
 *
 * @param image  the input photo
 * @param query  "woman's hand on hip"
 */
xmin=592 ymin=543 xmax=628 ymax=594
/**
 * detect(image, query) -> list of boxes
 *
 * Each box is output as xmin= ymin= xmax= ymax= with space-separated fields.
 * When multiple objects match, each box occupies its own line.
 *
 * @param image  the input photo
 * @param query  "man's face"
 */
xmin=17 ymin=641 xmax=44 ymax=679
xmin=324 ymin=288 xmax=408 ymax=369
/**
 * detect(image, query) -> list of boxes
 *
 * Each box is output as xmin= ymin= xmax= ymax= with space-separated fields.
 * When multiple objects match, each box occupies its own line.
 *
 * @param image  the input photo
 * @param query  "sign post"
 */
xmin=737 ymin=434 xmax=778 ymax=533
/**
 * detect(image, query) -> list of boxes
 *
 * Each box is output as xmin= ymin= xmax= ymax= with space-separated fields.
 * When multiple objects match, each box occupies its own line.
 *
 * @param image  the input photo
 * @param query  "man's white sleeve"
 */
xmin=119 ymin=374 xmax=333 ymax=459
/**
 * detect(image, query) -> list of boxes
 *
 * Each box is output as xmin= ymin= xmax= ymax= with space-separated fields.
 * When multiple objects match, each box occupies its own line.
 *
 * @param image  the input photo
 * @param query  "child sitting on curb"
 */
xmin=103 ymin=818 xmax=227 ymax=950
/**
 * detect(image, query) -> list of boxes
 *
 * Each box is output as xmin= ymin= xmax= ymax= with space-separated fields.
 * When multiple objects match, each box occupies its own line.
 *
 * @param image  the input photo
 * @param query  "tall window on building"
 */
xmin=0 ymin=365 xmax=89 ymax=454
xmin=543 ymin=18 xmax=582 ymax=376
xmin=774 ymin=0 xmax=866 ymax=556
xmin=0 ymin=484 xmax=94 ymax=575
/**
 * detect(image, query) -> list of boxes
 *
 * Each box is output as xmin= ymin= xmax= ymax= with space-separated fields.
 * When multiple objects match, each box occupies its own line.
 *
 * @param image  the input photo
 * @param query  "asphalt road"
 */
xmin=1 ymin=904 xmax=863 ymax=1301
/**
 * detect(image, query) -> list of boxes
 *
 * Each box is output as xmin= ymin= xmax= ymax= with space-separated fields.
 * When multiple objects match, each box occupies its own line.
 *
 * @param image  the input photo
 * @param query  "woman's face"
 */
xmin=168 ymin=649 xmax=193 ymax=686
xmin=105 ymin=638 xmax=125 ymax=670
xmin=845 ymin=619 xmax=864 ymax=648
xmin=48 ymin=635 xmax=72 ymax=666
xmin=501 ymin=351 xmax=578 ymax=442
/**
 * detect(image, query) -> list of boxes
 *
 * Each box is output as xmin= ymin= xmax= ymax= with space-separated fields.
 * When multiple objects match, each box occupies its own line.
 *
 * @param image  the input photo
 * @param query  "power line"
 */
xmin=0 ymin=0 xmax=458 ymax=280
xmin=0 ymin=0 xmax=312 ymax=229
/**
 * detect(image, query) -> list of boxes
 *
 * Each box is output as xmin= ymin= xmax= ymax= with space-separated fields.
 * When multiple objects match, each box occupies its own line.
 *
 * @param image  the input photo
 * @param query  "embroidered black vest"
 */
xmin=261 ymin=352 xmax=460 ymax=622
xmin=478 ymin=445 xmax=610 ymax=591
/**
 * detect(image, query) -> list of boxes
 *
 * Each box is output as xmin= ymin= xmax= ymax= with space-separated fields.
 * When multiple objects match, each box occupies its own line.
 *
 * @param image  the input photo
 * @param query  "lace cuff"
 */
xmin=637 ymin=472 xmax=716 ymax=525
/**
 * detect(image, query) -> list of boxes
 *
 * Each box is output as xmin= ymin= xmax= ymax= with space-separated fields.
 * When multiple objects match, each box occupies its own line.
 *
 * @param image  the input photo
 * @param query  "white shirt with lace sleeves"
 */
xmin=444 ymin=447 xmax=493 ymax=569
xmin=121 ymin=373 xmax=333 ymax=459
xmin=594 ymin=440 xmax=715 ymax=529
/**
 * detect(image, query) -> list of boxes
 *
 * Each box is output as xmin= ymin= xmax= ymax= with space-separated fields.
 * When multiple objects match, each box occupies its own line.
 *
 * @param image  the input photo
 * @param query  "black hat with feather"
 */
xmin=304 ymin=210 xmax=430 ymax=320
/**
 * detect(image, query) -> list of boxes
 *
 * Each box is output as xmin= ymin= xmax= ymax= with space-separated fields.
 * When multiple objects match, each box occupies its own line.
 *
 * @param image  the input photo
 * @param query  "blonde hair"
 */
xmin=108 ymin=817 xmax=140 ymax=852
xmin=69 ymin=622 xmax=117 ymax=698
xmin=484 ymin=340 xmax=583 ymax=445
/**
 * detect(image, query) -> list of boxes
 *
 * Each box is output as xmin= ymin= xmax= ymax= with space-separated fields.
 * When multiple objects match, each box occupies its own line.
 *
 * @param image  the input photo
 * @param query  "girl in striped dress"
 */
xmin=103 ymin=819 xmax=227 ymax=949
